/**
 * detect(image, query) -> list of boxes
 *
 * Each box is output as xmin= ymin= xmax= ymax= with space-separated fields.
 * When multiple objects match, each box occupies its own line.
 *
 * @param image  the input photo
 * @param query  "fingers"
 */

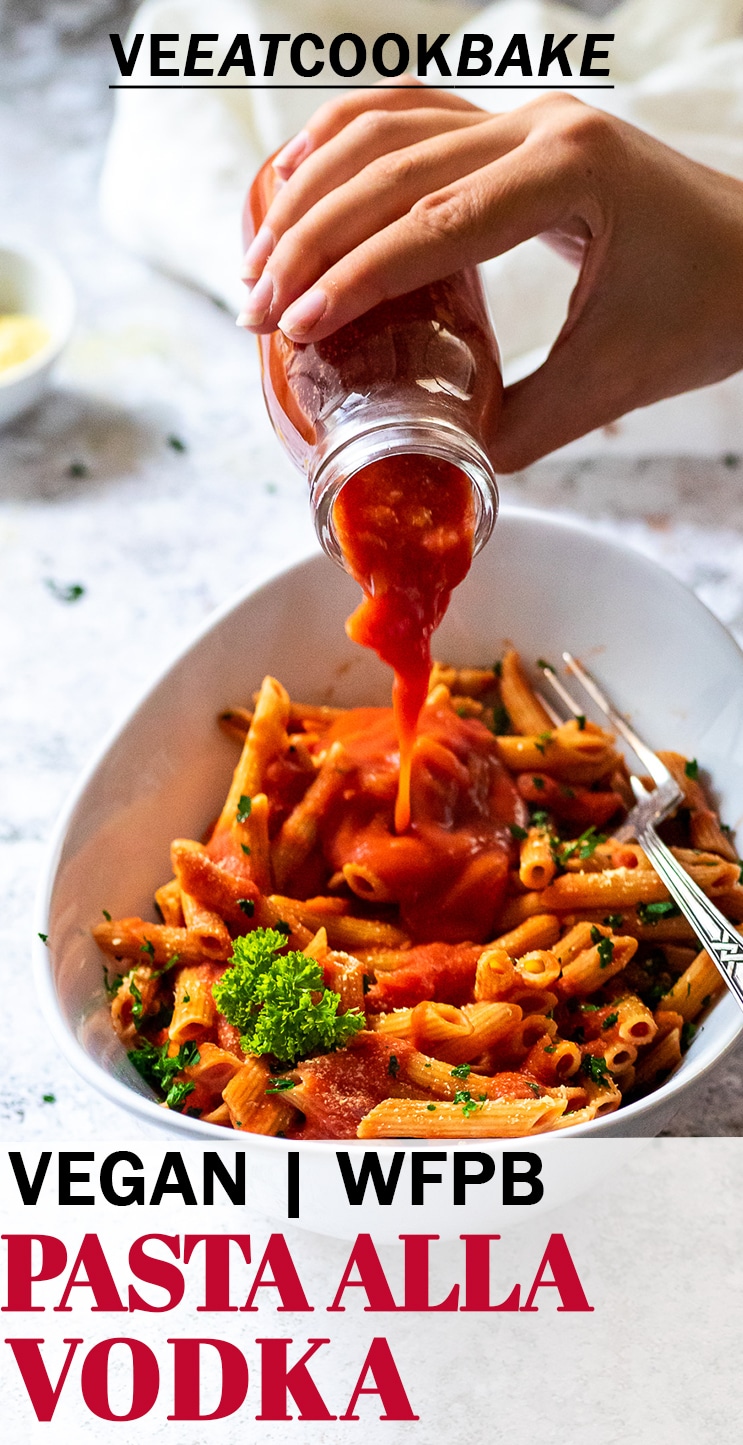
xmin=493 ymin=280 xmax=638 ymax=471
xmin=272 ymin=78 xmax=484 ymax=178
xmin=241 ymin=112 xmax=539 ymax=332
xmin=275 ymin=137 xmax=583 ymax=342
xmin=244 ymin=108 xmax=489 ymax=281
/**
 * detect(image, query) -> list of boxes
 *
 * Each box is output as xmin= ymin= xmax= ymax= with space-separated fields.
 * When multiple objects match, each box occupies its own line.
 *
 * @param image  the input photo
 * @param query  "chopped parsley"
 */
xmin=604 ymin=914 xmax=624 ymax=929
xmin=492 ymin=660 xmax=502 ymax=678
xmin=140 ymin=938 xmax=155 ymax=958
xmin=526 ymin=1081 xmax=542 ymax=1096
xmin=532 ymin=775 xmax=545 ymax=789
xmin=102 ymin=909 xmax=111 ymax=921
xmin=509 ymin=823 xmax=528 ymax=842
xmin=128 ymin=1039 xmax=200 ymax=1110
xmin=534 ymin=731 xmax=553 ymax=755
xmin=590 ymin=927 xmax=615 ymax=969
xmin=152 ymin=952 xmax=179 ymax=980
xmin=265 ymin=1078 xmax=297 ymax=1093
xmin=129 ymin=977 xmax=144 ymax=1022
xmin=576 ymin=714 xmax=586 ymax=731
xmin=492 ymin=703 xmax=511 ymax=734
xmin=453 ymin=1088 xmax=486 ymax=1118
xmin=167 ymin=434 xmax=187 ymax=452
xmin=426 ymin=1103 xmax=437 ymax=1111
xmin=212 ymin=927 xmax=364 ymax=1066
xmin=45 ymin=579 xmax=85 ymax=603
xmin=238 ymin=898 xmax=255 ymax=917
xmin=581 ymin=1002 xmax=600 ymax=1012
xmin=701 ymin=994 xmax=711 ymax=1010
xmin=681 ymin=1021 xmax=697 ymax=1052
xmin=637 ymin=900 xmax=681 ymax=925
xmin=42 ymin=1093 xmax=56 ymax=1104
xmin=559 ymin=826 xmax=607 ymax=864
xmin=536 ymin=659 xmax=551 ymax=672
xmin=38 ymin=933 xmax=48 ymax=945
xmin=543 ymin=1044 xmax=557 ymax=1054
xmin=388 ymin=1055 xmax=400 ymax=1078
xmin=684 ymin=759 xmax=699 ymax=780
xmin=103 ymin=965 xmax=124 ymax=999
xmin=68 ymin=460 xmax=88 ymax=478
xmin=166 ymin=1080 xmax=196 ymax=1110
xmin=236 ymin=794 xmax=252 ymax=824
xmin=530 ymin=810 xmax=551 ymax=830
xmin=602 ymin=1012 xmax=619 ymax=1031
xmin=450 ymin=1063 xmax=472 ymax=1080
xmin=241 ymin=843 xmax=251 ymax=855
xmin=581 ymin=1054 xmax=611 ymax=1085
xmin=275 ymin=920 xmax=291 ymax=936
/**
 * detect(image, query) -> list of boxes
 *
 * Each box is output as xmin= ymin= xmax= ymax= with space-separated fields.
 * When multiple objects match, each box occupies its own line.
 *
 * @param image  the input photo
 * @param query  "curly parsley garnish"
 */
xmin=212 ymin=927 xmax=364 ymax=1066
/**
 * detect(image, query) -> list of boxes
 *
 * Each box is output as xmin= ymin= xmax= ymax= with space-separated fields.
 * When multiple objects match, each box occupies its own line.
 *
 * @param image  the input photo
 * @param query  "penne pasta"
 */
xmin=499 ymin=649 xmax=554 ymax=736
xmin=357 ymin=1092 xmax=569 ymax=1138
xmin=98 ymin=652 xmax=739 ymax=1139
xmin=169 ymin=964 xmax=220 ymax=1045
xmin=216 ymin=675 xmax=290 ymax=835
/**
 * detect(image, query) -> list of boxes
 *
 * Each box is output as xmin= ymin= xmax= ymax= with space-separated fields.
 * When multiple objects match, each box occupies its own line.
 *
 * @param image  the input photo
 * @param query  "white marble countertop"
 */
xmin=2 ymin=0 xmax=743 ymax=1141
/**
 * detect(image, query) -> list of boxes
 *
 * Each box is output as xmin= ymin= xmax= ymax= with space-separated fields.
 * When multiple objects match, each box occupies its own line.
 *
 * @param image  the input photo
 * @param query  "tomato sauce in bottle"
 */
xmin=245 ymin=157 xmax=502 ymax=832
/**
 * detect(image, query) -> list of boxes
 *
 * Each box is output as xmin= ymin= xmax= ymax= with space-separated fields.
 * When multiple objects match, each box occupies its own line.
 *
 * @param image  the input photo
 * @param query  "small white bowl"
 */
xmin=33 ymin=508 xmax=743 ymax=1234
xmin=0 ymin=243 xmax=75 ymax=425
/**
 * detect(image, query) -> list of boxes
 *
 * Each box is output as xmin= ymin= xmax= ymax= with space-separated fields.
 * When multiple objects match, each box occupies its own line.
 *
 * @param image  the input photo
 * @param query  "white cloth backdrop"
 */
xmin=100 ymin=0 xmax=743 ymax=457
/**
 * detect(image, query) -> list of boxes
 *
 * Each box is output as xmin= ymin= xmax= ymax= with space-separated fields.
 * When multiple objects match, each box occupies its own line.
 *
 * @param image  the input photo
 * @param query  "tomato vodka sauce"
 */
xmin=333 ymin=455 xmax=476 ymax=832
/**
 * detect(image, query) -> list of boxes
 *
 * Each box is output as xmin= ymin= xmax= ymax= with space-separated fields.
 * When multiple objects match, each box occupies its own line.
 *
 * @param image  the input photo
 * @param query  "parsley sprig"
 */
xmin=212 ymin=927 xmax=364 ymax=1066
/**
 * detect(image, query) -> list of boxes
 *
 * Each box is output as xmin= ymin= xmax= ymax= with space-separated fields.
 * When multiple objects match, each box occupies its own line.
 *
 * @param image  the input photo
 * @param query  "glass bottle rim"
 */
xmin=309 ymin=419 xmax=499 ymax=567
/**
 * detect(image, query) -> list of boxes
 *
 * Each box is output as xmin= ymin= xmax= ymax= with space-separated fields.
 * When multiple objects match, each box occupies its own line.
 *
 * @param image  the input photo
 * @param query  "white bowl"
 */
xmin=0 ymin=243 xmax=75 ymax=425
xmin=34 ymin=508 xmax=743 ymax=1232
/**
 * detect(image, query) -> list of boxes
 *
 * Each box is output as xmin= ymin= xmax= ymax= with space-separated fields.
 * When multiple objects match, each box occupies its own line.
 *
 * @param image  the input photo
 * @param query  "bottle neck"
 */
xmin=309 ymin=419 xmax=499 ymax=566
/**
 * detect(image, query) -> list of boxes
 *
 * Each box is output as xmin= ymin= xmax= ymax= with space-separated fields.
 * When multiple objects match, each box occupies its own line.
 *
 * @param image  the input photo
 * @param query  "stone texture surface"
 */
xmin=1 ymin=0 xmax=742 ymax=1140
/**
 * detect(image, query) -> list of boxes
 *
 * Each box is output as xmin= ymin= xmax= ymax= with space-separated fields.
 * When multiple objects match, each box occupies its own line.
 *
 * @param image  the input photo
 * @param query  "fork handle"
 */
xmin=637 ymin=825 xmax=743 ymax=1014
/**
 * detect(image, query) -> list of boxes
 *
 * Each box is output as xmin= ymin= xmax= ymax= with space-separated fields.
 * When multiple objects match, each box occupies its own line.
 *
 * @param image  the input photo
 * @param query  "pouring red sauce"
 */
xmin=333 ymin=454 xmax=476 ymax=833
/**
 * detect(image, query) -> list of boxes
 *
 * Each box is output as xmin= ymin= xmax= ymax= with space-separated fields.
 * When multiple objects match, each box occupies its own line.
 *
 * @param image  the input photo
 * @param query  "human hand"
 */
xmin=238 ymin=84 xmax=743 ymax=470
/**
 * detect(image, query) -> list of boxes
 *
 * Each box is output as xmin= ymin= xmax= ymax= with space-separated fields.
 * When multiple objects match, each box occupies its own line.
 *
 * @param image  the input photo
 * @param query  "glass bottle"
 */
xmin=244 ymin=157 xmax=503 ymax=563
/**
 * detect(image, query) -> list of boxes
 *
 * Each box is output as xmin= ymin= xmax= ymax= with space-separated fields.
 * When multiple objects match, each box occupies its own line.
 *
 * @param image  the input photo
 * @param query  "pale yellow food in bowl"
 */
xmin=0 ymin=313 xmax=50 ymax=373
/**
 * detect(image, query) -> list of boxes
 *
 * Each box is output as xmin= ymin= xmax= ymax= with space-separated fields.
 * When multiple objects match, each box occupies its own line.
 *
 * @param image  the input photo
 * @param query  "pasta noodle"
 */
xmin=94 ymin=649 xmax=737 ymax=1138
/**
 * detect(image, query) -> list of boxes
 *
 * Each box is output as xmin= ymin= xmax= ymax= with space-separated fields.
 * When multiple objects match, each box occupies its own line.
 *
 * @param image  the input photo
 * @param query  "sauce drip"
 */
xmin=333 ymin=454 xmax=475 ymax=833
xmin=315 ymin=698 xmax=526 ymax=942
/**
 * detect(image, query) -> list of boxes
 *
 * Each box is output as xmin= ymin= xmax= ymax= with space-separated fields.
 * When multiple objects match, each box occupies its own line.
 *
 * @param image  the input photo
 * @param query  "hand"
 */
xmin=239 ymin=84 xmax=743 ymax=471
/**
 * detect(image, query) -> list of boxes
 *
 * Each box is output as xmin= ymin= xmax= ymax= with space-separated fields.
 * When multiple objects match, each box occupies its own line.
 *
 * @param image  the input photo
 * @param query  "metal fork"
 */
xmin=538 ymin=652 xmax=743 ymax=1015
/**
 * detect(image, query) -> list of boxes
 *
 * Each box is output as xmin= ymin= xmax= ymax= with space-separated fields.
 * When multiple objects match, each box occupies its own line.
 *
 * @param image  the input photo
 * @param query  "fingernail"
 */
xmin=236 ymin=271 xmax=274 ymax=328
xmin=242 ymin=224 xmax=274 ymax=280
xmin=272 ymin=130 xmax=311 ymax=178
xmin=279 ymin=290 xmax=328 ymax=339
